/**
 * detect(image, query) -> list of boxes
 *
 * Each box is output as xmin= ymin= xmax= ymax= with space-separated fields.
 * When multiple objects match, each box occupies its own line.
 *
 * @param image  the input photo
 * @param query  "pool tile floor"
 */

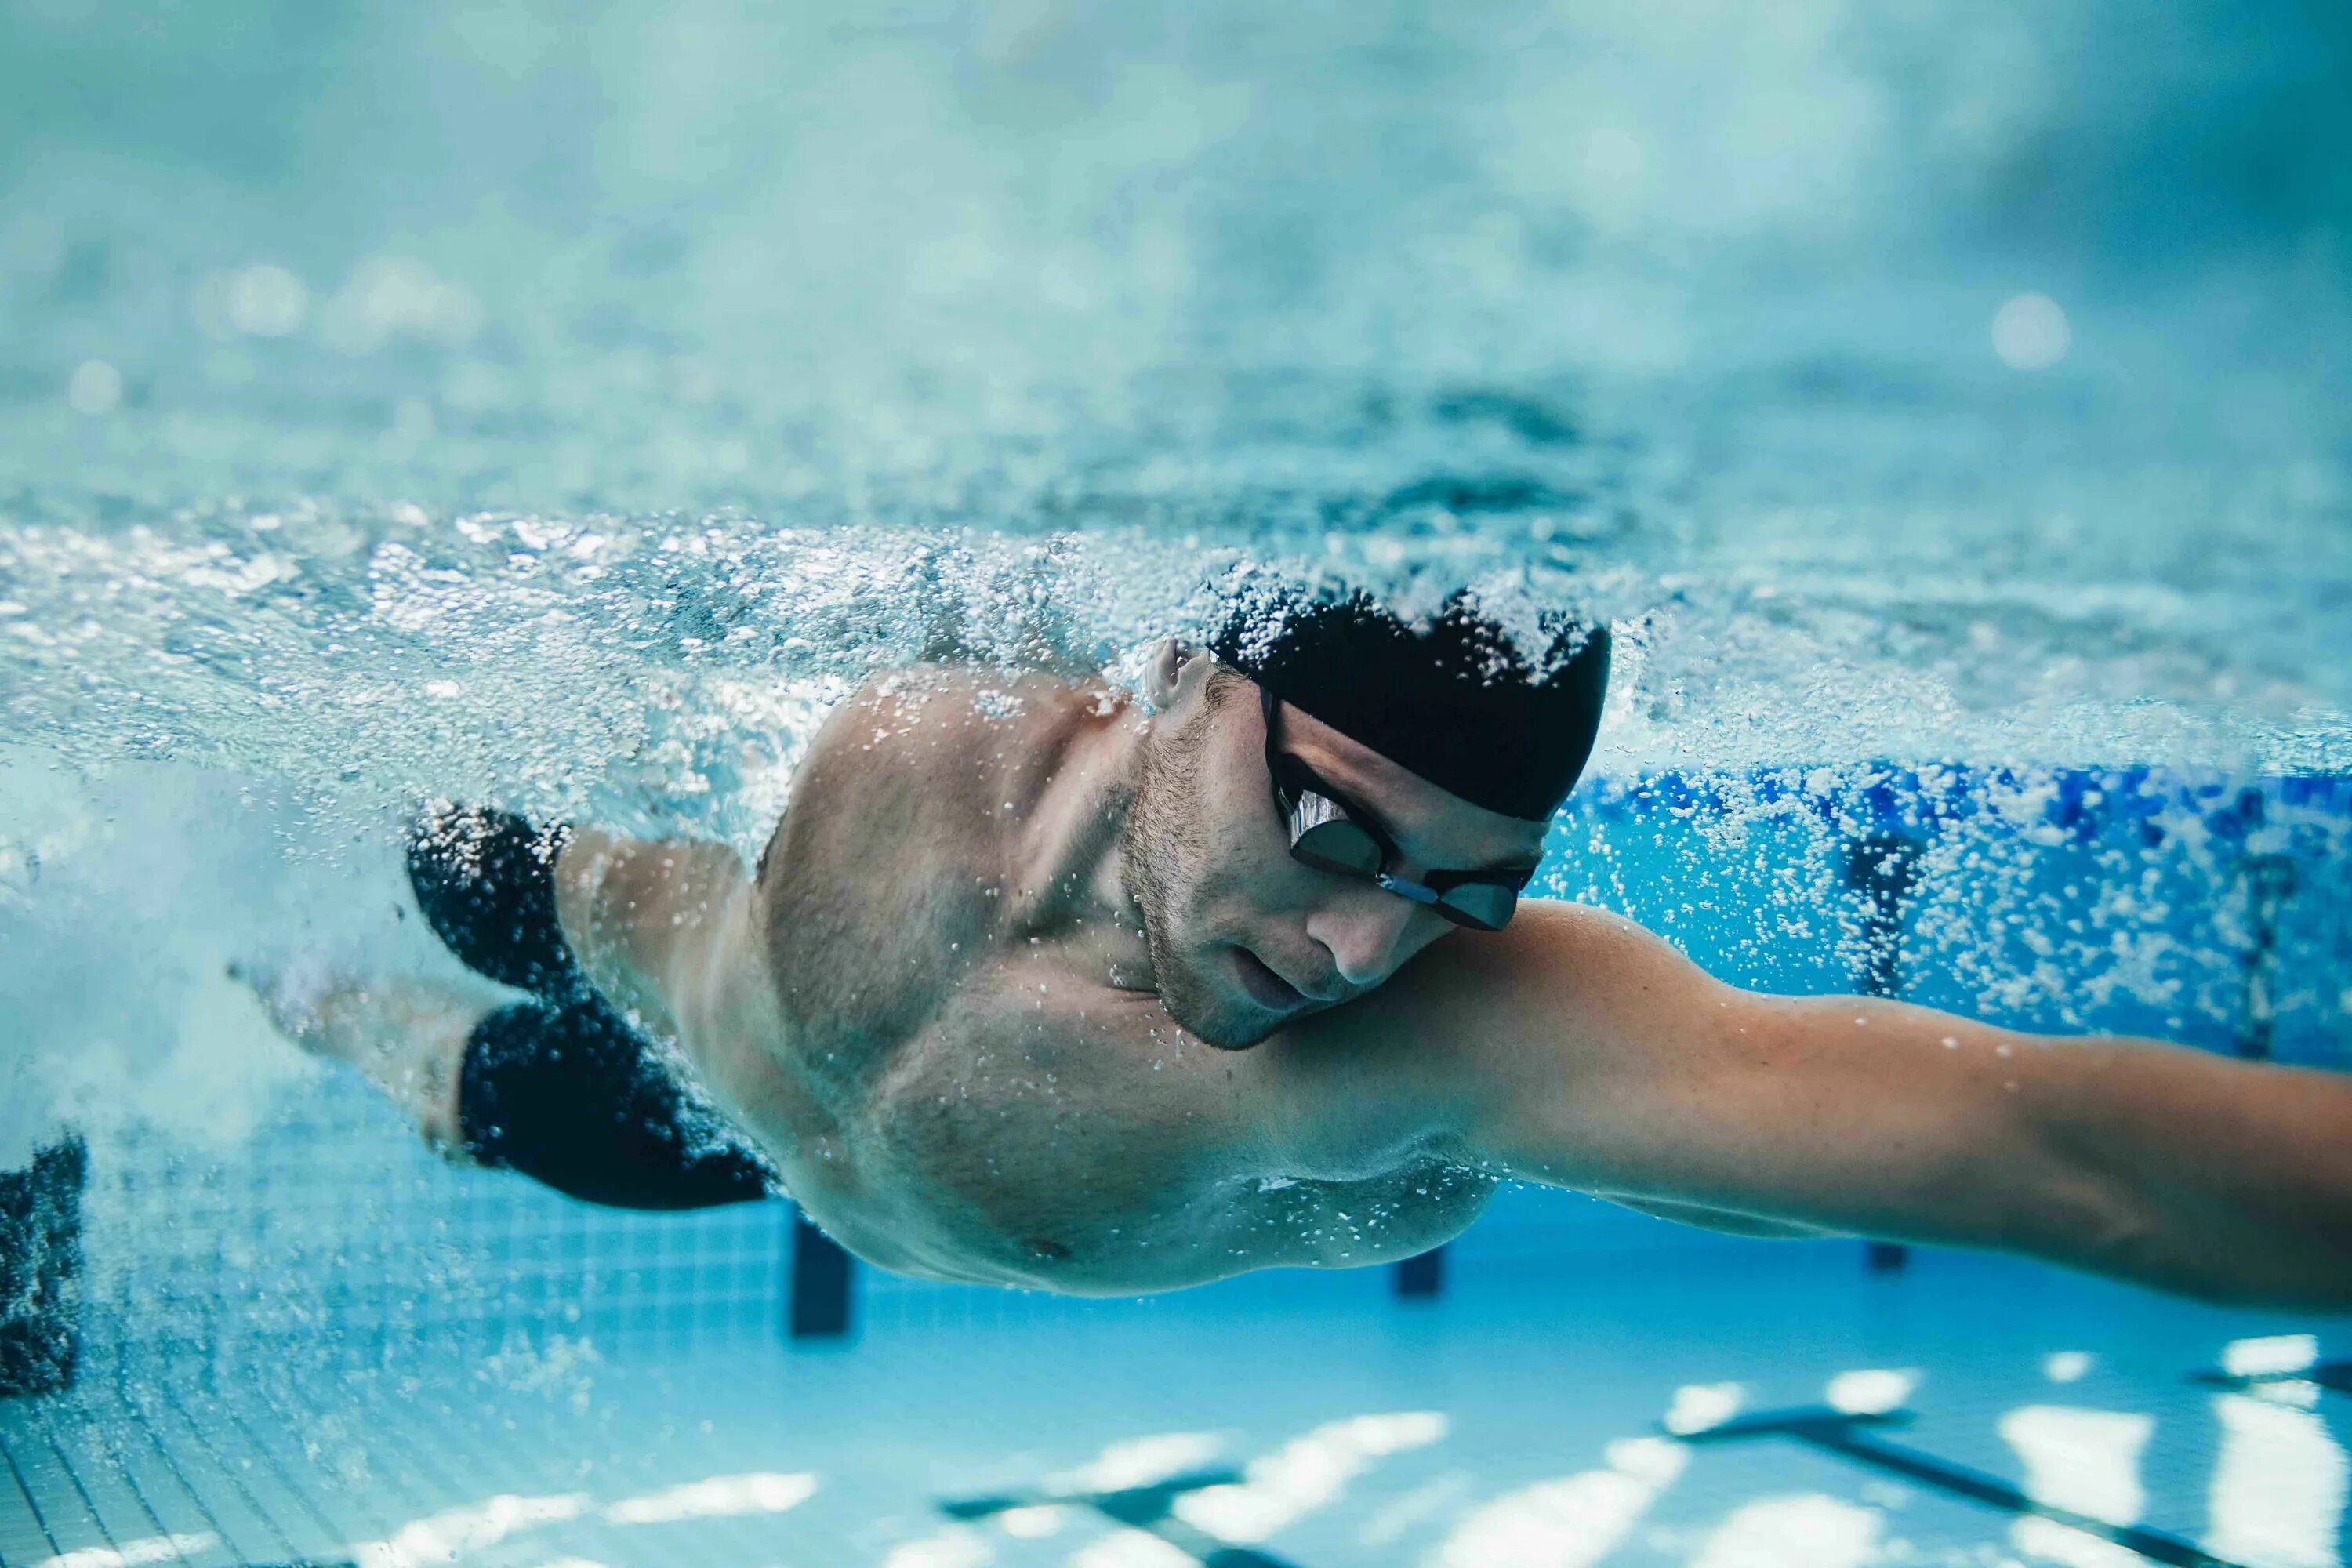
xmin=3 ymin=1249 xmax=2347 ymax=1568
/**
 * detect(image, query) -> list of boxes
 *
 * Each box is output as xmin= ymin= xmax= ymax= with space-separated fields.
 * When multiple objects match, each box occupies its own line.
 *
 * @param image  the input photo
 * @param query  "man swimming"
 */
xmin=259 ymin=579 xmax=2352 ymax=1305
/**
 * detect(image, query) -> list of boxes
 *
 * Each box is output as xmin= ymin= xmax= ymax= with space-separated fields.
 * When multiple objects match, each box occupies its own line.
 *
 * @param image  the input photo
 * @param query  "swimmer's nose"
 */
xmin=1304 ymin=887 xmax=1419 ymax=990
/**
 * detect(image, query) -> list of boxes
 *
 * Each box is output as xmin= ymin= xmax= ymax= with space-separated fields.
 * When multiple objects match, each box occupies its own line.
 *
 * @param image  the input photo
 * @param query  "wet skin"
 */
xmin=548 ymin=660 xmax=2352 ymax=1306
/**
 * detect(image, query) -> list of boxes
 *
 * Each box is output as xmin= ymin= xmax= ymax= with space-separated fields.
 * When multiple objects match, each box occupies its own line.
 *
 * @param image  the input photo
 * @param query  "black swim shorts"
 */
xmin=406 ymin=805 xmax=771 ymax=1211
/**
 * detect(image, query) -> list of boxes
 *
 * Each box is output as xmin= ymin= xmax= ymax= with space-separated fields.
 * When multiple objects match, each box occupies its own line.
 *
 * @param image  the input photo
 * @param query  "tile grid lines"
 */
xmin=285 ymin=1370 xmax=480 ymax=1564
xmin=74 ymin=1105 xmax=801 ymax=1381
xmin=31 ymin=1405 xmax=163 ymax=1556
xmin=204 ymin=1382 xmax=363 ymax=1559
xmin=376 ymin=1370 xmax=604 ymax=1568
xmin=263 ymin=1368 xmax=441 ymax=1563
xmin=505 ymin=1174 xmax=539 ymax=1346
xmin=405 ymin=1367 xmax=705 ymax=1568
xmin=82 ymin=1371 xmax=251 ymax=1568
xmin=146 ymin=1382 xmax=307 ymax=1565
xmin=31 ymin=1413 xmax=124 ymax=1563
xmin=339 ymin=1370 xmax=513 ymax=1568
xmin=191 ymin=1373 xmax=332 ymax=1561
xmin=419 ymin=1351 xmax=844 ymax=1568
xmin=27 ymin=1410 xmax=142 ymax=1561
xmin=336 ymin=1367 xmax=536 ymax=1563
xmin=242 ymin=1368 xmax=433 ymax=1566
xmin=342 ymin=1354 xmax=715 ymax=1568
xmin=15 ymin=1301 xmax=2352 ymax=1568
xmin=0 ymin=1416 xmax=61 ymax=1564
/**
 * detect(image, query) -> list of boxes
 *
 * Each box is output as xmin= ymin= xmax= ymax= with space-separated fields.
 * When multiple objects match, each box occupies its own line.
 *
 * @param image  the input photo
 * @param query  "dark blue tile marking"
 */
xmin=2194 ymin=1359 xmax=2352 ymax=1397
xmin=1675 ymin=1406 xmax=2242 ymax=1568
xmin=789 ymin=1211 xmax=853 ymax=1340
xmin=1393 ymin=1246 xmax=1445 ymax=1299
xmin=1845 ymin=830 xmax=1924 ymax=1272
xmin=942 ymin=1467 xmax=1305 ymax=1567
xmin=2232 ymin=851 xmax=2297 ymax=1059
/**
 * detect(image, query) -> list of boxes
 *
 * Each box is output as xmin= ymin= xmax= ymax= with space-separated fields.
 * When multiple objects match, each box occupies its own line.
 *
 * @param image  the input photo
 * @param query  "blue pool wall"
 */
xmin=1552 ymin=765 xmax=2350 ymax=1063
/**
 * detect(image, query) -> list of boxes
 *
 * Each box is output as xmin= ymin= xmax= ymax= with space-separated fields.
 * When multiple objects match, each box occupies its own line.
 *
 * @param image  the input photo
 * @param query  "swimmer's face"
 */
xmin=1122 ymin=644 xmax=1550 ymax=1050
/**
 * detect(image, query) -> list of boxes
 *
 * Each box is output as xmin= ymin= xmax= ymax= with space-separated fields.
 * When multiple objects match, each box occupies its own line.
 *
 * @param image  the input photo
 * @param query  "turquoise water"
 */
xmin=5 ymin=3 xmax=2352 ymax=1563
xmin=2 ymin=0 xmax=2348 ymax=804
xmin=9 ymin=1254 xmax=2352 ymax=1568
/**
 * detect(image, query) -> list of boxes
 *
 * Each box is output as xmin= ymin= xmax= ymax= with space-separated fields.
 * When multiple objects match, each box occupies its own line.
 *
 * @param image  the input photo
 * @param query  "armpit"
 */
xmin=1229 ymin=1159 xmax=1497 ymax=1270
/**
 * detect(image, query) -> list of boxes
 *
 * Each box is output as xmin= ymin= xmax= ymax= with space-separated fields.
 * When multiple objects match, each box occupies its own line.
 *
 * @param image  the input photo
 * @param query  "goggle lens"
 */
xmin=1266 ymin=689 xmax=1522 ymax=931
xmin=1434 ymin=881 xmax=1517 ymax=932
xmin=1291 ymin=817 xmax=1385 ymax=878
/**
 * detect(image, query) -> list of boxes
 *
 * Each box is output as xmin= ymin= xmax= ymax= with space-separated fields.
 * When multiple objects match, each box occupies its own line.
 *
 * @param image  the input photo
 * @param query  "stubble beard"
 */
xmin=1117 ymin=720 xmax=1270 ymax=1051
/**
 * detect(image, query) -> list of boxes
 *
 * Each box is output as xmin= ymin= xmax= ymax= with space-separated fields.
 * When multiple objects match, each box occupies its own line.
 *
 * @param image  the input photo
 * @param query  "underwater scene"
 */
xmin=3 ymin=2 xmax=2350 ymax=1566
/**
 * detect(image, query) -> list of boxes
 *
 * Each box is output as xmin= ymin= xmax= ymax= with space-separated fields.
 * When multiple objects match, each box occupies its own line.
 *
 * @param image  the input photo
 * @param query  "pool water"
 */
xmin=6 ymin=1247 xmax=2350 ymax=1567
xmin=4 ymin=766 xmax=2347 ymax=1565
xmin=5 ymin=1 xmax=2352 ymax=1563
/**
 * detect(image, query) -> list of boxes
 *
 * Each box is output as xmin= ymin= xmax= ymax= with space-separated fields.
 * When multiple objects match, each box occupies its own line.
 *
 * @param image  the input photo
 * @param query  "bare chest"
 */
xmin=775 ymin=974 xmax=1490 ymax=1294
xmin=746 ymin=673 xmax=1490 ymax=1291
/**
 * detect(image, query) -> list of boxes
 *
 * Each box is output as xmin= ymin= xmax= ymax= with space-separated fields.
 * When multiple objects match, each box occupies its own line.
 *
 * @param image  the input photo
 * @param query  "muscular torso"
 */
xmin=542 ymin=677 xmax=2352 ymax=1314
xmin=684 ymin=668 xmax=1494 ymax=1294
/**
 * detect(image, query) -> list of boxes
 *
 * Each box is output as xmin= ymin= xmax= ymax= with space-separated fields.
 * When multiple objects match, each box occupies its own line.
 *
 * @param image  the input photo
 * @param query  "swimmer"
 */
xmin=262 ymin=583 xmax=2352 ymax=1304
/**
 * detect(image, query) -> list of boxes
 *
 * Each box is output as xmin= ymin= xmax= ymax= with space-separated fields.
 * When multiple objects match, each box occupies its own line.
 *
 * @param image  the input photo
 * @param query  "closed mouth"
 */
xmin=1230 ymin=945 xmax=1319 ymax=1012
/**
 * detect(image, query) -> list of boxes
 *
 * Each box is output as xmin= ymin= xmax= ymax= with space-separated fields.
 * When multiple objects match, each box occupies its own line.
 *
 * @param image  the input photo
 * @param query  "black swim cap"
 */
xmin=1207 ymin=576 xmax=1611 ymax=822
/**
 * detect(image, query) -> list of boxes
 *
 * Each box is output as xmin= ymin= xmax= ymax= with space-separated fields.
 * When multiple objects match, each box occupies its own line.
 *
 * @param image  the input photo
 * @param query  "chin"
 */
xmin=1197 ymin=1011 xmax=1283 ymax=1052
xmin=1155 ymin=953 xmax=1283 ymax=1051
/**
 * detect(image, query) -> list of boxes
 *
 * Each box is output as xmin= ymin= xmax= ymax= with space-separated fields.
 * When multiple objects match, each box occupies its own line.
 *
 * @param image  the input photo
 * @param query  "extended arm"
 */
xmin=1316 ymin=901 xmax=2352 ymax=1308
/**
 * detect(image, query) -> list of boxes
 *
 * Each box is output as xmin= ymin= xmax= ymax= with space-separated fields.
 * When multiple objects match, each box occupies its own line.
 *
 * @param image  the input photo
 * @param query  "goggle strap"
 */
xmin=1372 ymin=872 xmax=1441 ymax=906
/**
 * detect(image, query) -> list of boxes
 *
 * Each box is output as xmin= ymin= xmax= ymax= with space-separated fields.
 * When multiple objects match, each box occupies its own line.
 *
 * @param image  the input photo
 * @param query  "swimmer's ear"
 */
xmin=1141 ymin=637 xmax=1210 ymax=714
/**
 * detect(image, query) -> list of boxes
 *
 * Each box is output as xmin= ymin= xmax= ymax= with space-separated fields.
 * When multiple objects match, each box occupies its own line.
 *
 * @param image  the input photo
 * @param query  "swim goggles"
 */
xmin=1261 ymin=686 xmax=1527 ymax=931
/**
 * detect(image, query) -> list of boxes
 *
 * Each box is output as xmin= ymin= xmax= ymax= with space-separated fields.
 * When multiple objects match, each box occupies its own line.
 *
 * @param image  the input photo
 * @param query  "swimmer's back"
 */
xmin=753 ymin=665 xmax=1106 ymax=1065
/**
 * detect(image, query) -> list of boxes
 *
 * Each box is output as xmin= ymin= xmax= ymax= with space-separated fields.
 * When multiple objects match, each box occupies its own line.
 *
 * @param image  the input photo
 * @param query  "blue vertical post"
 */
xmin=1394 ymin=1246 xmax=1445 ymax=1299
xmin=1845 ymin=831 xmax=1924 ymax=1274
xmin=787 ymin=1209 xmax=854 ymax=1341
xmin=2234 ymin=851 xmax=2296 ymax=1062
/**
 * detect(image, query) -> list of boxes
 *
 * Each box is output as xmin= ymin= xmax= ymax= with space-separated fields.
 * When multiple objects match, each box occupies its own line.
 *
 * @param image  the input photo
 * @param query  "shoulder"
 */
xmin=1255 ymin=901 xmax=1713 ymax=1166
xmin=1341 ymin=901 xmax=1708 ymax=1036
xmin=775 ymin=666 xmax=1116 ymax=838
xmin=769 ymin=663 xmax=1119 ymax=877
xmin=819 ymin=663 xmax=1119 ymax=751
xmin=750 ymin=664 xmax=1122 ymax=1066
xmin=1278 ymin=899 xmax=1677 ymax=1057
